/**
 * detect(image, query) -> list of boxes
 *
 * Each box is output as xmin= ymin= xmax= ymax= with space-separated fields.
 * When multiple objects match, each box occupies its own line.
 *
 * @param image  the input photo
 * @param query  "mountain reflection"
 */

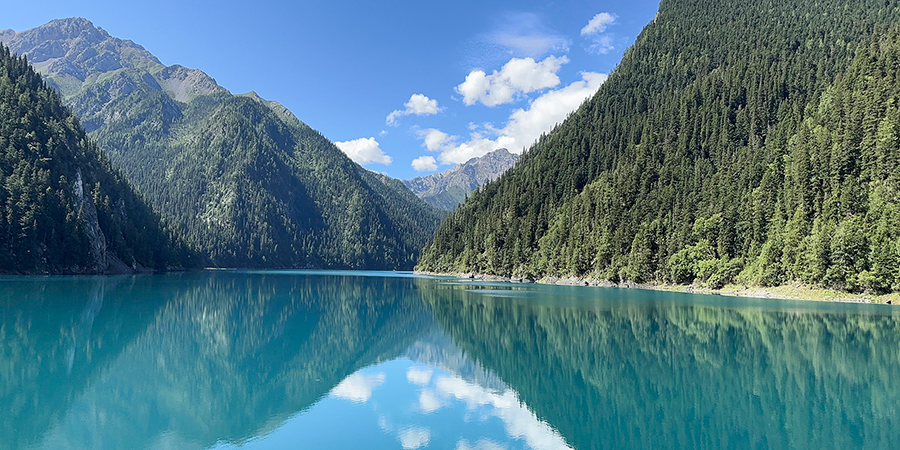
xmin=4 ymin=273 xmax=900 ymax=450
xmin=420 ymin=281 xmax=900 ymax=450
xmin=0 ymin=273 xmax=430 ymax=450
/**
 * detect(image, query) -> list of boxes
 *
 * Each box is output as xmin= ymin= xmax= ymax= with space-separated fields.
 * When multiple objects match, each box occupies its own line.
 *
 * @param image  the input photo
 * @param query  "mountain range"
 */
xmin=1 ymin=18 xmax=442 ymax=270
xmin=404 ymin=148 xmax=519 ymax=210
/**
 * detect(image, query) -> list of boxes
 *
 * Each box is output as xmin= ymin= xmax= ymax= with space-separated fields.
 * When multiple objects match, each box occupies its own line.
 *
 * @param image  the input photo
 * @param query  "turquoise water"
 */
xmin=2 ymin=271 xmax=899 ymax=450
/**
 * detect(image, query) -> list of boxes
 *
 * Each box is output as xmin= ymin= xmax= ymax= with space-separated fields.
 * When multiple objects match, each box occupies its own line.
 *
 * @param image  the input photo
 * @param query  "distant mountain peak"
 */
xmin=404 ymin=148 xmax=519 ymax=210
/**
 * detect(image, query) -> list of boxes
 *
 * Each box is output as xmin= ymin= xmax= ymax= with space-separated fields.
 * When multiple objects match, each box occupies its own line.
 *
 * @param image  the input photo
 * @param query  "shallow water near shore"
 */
xmin=2 ymin=270 xmax=898 ymax=450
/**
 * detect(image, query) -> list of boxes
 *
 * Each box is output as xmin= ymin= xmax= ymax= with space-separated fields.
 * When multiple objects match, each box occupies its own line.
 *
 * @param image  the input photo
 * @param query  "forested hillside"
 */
xmin=418 ymin=0 xmax=900 ymax=293
xmin=2 ymin=19 xmax=442 ymax=269
xmin=0 ymin=45 xmax=186 ymax=273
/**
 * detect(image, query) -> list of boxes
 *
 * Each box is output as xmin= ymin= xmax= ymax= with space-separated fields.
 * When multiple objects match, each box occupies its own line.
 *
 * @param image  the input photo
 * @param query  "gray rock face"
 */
xmin=156 ymin=64 xmax=225 ymax=102
xmin=0 ymin=18 xmax=165 ymax=97
xmin=404 ymin=148 xmax=519 ymax=210
xmin=1 ymin=18 xmax=228 ymax=134
xmin=0 ymin=17 xmax=228 ymax=103
xmin=73 ymin=168 xmax=108 ymax=272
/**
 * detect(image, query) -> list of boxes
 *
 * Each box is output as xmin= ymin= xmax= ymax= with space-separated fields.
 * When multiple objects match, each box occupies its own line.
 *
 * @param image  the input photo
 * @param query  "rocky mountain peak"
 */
xmin=0 ymin=17 xmax=162 ymax=95
xmin=404 ymin=148 xmax=520 ymax=210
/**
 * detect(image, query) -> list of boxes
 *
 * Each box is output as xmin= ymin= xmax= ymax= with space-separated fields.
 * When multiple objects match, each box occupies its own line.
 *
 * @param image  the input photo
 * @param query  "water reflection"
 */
xmin=422 ymin=281 xmax=900 ymax=450
xmin=1 ymin=273 xmax=430 ymax=450
xmin=1 ymin=272 xmax=899 ymax=449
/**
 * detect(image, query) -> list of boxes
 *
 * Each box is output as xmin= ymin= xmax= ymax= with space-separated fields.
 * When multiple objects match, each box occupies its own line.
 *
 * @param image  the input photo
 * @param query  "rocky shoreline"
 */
xmin=414 ymin=271 xmax=897 ymax=305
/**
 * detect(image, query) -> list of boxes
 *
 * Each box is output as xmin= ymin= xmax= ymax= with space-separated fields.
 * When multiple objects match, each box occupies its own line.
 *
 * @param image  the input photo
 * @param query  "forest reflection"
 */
xmin=2 ymin=274 xmax=898 ymax=450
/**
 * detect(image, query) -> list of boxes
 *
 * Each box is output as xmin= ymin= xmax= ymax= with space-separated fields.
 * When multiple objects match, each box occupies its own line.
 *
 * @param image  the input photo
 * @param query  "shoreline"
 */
xmin=416 ymin=271 xmax=899 ymax=305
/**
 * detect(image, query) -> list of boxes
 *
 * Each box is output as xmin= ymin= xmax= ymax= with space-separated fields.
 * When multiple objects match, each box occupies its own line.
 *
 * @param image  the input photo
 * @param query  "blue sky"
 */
xmin=4 ymin=0 xmax=661 ymax=179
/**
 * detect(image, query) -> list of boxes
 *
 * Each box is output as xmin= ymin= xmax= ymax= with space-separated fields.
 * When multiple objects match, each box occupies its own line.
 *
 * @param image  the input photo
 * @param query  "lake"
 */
xmin=2 ymin=270 xmax=898 ymax=450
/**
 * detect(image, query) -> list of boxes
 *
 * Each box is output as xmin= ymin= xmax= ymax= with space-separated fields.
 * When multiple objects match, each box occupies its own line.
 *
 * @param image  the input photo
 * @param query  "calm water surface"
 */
xmin=2 ymin=271 xmax=898 ymax=449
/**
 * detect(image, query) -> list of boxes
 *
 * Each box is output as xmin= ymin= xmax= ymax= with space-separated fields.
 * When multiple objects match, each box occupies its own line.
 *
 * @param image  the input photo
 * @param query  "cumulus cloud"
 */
xmin=581 ymin=13 xmax=618 ymax=54
xmin=581 ymin=12 xmax=616 ymax=35
xmin=387 ymin=94 xmax=441 ymax=126
xmin=331 ymin=372 xmax=386 ymax=403
xmin=334 ymin=137 xmax=392 ymax=165
xmin=457 ymin=56 xmax=569 ymax=107
xmin=426 ymin=72 xmax=607 ymax=165
xmin=501 ymin=72 xmax=607 ymax=148
xmin=418 ymin=128 xmax=453 ymax=152
xmin=411 ymin=155 xmax=438 ymax=172
xmin=399 ymin=426 xmax=431 ymax=450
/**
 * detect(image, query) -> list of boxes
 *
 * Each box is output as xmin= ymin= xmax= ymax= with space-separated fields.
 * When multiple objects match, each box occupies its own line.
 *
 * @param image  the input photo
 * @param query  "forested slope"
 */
xmin=0 ymin=45 xmax=186 ymax=273
xmin=2 ymin=19 xmax=442 ymax=269
xmin=418 ymin=0 xmax=900 ymax=293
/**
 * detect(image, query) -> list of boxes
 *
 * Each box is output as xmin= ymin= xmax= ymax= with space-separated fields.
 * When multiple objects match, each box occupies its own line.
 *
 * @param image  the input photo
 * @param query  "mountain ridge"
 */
xmin=3 ymin=18 xmax=442 ymax=270
xmin=404 ymin=148 xmax=519 ymax=210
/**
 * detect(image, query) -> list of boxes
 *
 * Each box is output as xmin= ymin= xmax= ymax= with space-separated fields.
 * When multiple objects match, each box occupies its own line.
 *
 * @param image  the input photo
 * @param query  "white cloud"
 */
xmin=334 ymin=137 xmax=392 ymax=165
xmin=411 ymin=156 xmax=438 ymax=172
xmin=581 ymin=13 xmax=618 ymax=54
xmin=330 ymin=372 xmax=386 ymax=403
xmin=501 ymin=72 xmax=607 ymax=150
xmin=457 ymin=56 xmax=569 ymax=107
xmin=407 ymin=366 xmax=434 ymax=385
xmin=426 ymin=71 xmax=607 ymax=165
xmin=581 ymin=12 xmax=616 ymax=35
xmin=399 ymin=426 xmax=431 ymax=450
xmin=406 ymin=94 xmax=440 ymax=115
xmin=387 ymin=94 xmax=441 ymax=126
xmin=589 ymin=35 xmax=615 ymax=54
xmin=484 ymin=12 xmax=569 ymax=59
xmin=419 ymin=128 xmax=453 ymax=152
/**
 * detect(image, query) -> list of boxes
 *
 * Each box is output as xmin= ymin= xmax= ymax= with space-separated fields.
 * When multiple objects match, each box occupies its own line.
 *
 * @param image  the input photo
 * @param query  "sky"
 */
xmin=3 ymin=0 xmax=661 ymax=180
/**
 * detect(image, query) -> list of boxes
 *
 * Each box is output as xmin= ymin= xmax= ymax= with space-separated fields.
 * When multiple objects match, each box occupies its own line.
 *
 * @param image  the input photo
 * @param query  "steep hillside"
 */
xmin=2 ymin=18 xmax=443 ymax=269
xmin=404 ymin=148 xmax=519 ymax=210
xmin=418 ymin=0 xmax=900 ymax=293
xmin=0 ymin=44 xmax=186 ymax=274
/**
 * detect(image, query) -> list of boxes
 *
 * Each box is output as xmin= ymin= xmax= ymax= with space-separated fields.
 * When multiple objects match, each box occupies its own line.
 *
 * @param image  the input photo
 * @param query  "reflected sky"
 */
xmin=207 ymin=356 xmax=571 ymax=450
xmin=3 ymin=271 xmax=900 ymax=450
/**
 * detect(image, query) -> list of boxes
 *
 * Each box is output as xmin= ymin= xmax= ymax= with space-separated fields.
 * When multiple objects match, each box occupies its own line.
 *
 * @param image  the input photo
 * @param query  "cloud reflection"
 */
xmin=407 ymin=366 xmax=433 ymax=385
xmin=418 ymin=389 xmax=443 ymax=413
xmin=330 ymin=372 xmax=386 ymax=403
xmin=399 ymin=426 xmax=431 ymax=450
xmin=435 ymin=375 xmax=572 ymax=450
xmin=457 ymin=438 xmax=508 ymax=450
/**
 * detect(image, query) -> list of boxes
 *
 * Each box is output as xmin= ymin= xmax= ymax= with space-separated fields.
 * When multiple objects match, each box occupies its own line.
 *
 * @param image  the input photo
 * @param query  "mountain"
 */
xmin=1 ymin=18 xmax=443 ymax=270
xmin=0 ymin=44 xmax=187 ymax=274
xmin=404 ymin=148 xmax=519 ymax=210
xmin=417 ymin=0 xmax=900 ymax=293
